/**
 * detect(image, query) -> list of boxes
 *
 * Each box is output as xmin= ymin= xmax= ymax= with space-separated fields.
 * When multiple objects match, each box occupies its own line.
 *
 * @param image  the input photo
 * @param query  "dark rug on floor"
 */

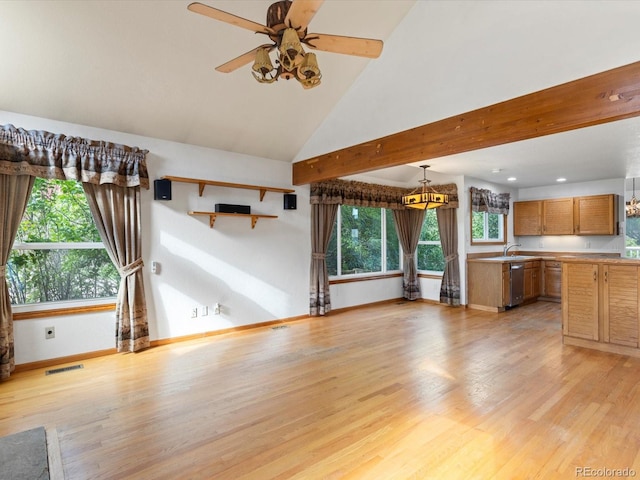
xmin=0 ymin=427 xmax=49 ymax=480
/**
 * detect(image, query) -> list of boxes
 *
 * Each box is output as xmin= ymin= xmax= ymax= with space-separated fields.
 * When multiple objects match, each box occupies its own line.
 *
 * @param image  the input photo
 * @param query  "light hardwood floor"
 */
xmin=2 ymin=301 xmax=640 ymax=479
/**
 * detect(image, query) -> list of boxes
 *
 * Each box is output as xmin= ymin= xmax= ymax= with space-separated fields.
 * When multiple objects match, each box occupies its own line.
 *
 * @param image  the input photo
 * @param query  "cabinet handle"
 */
xmin=604 ymin=271 xmax=608 ymax=283
xmin=593 ymin=271 xmax=597 ymax=281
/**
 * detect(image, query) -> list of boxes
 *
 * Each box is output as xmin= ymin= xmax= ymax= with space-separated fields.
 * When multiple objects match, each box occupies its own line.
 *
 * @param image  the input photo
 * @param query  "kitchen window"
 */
xmin=471 ymin=211 xmax=506 ymax=245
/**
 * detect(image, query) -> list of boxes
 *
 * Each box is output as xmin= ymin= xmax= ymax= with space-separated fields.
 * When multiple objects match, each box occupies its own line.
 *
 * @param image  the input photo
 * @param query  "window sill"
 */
xmin=330 ymin=272 xmax=402 ymax=285
xmin=12 ymin=301 xmax=116 ymax=320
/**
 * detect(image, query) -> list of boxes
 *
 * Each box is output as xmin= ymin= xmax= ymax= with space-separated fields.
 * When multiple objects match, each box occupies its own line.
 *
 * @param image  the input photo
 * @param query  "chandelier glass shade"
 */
xmin=252 ymin=28 xmax=322 ymax=89
xmin=402 ymin=165 xmax=449 ymax=209
xmin=627 ymin=178 xmax=640 ymax=217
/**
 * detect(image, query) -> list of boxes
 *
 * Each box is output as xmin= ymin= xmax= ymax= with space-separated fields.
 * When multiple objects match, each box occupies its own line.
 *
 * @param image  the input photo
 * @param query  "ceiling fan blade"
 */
xmin=215 ymin=44 xmax=275 ymax=73
xmin=188 ymin=2 xmax=274 ymax=35
xmin=285 ymin=0 xmax=324 ymax=31
xmin=305 ymin=33 xmax=383 ymax=58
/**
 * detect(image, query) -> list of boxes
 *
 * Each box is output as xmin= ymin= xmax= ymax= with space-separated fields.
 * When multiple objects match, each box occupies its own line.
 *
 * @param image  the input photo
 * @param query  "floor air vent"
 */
xmin=46 ymin=364 xmax=83 ymax=376
xmin=271 ymin=325 xmax=289 ymax=330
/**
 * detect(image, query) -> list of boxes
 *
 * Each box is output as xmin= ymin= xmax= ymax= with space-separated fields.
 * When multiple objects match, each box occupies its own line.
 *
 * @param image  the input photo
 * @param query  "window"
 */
xmin=7 ymin=178 xmax=119 ymax=306
xmin=471 ymin=211 xmax=506 ymax=244
xmin=417 ymin=209 xmax=445 ymax=273
xmin=326 ymin=206 xmax=401 ymax=277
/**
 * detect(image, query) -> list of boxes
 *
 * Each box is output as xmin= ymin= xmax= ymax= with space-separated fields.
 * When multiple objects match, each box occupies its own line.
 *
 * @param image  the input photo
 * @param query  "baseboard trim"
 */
xmin=14 ymin=348 xmax=117 ymax=373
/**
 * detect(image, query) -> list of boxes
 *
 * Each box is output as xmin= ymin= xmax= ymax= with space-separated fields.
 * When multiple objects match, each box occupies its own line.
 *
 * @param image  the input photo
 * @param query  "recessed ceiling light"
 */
xmin=557 ymin=177 xmax=567 ymax=182
xmin=507 ymin=177 xmax=517 ymax=182
xmin=491 ymin=168 xmax=502 ymax=173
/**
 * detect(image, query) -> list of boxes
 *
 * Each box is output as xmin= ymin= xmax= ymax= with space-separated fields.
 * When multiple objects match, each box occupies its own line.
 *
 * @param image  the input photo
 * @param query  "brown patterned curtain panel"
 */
xmin=470 ymin=186 xmax=510 ymax=215
xmin=0 ymin=124 xmax=150 ymax=379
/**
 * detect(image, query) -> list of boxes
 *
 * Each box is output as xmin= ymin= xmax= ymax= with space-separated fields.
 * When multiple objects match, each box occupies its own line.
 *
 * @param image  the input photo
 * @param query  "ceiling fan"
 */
xmin=187 ymin=0 xmax=384 ymax=89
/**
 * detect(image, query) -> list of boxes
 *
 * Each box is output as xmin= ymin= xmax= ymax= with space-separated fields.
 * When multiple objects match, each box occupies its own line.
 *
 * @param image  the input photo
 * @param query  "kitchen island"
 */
xmin=562 ymin=256 xmax=640 ymax=357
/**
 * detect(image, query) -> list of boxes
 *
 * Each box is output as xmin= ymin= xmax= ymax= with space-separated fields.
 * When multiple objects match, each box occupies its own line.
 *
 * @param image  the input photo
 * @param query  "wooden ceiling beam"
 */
xmin=292 ymin=60 xmax=640 ymax=185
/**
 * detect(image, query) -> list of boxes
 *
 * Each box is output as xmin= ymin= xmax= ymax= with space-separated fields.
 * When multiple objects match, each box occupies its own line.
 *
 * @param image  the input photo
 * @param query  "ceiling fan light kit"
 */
xmin=188 ymin=0 xmax=383 ymax=90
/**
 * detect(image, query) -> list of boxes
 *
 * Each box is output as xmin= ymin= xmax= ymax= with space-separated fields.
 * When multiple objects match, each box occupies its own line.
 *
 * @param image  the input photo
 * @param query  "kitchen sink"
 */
xmin=483 ymin=255 xmax=539 ymax=261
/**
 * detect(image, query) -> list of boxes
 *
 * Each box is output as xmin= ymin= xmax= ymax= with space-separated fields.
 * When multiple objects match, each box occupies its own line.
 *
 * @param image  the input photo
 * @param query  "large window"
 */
xmin=471 ymin=211 xmax=506 ymax=244
xmin=327 ymin=206 xmax=401 ymax=277
xmin=417 ymin=209 xmax=445 ymax=272
xmin=7 ymin=178 xmax=119 ymax=306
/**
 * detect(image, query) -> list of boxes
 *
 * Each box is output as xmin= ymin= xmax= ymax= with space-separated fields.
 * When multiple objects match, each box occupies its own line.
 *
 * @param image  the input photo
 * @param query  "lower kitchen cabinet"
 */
xmin=562 ymin=259 xmax=640 ymax=356
xmin=603 ymin=265 xmax=639 ymax=347
xmin=467 ymin=261 xmax=511 ymax=311
xmin=524 ymin=260 xmax=541 ymax=300
xmin=562 ymin=262 xmax=599 ymax=341
xmin=542 ymin=260 xmax=561 ymax=300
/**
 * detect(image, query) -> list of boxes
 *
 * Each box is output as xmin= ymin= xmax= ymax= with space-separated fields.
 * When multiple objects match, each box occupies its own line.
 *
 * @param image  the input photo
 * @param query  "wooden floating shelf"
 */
xmin=189 ymin=211 xmax=278 ymax=229
xmin=162 ymin=176 xmax=294 ymax=201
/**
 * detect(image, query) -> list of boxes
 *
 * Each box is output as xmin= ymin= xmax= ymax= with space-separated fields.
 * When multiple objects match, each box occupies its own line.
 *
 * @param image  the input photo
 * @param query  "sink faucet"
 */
xmin=503 ymin=243 xmax=521 ymax=256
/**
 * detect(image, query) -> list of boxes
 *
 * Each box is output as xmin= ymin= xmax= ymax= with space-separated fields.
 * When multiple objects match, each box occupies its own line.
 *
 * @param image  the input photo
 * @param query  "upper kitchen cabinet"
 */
xmin=513 ymin=194 xmax=618 ymax=236
xmin=542 ymin=198 xmax=574 ymax=235
xmin=574 ymin=194 xmax=618 ymax=235
xmin=513 ymin=200 xmax=542 ymax=236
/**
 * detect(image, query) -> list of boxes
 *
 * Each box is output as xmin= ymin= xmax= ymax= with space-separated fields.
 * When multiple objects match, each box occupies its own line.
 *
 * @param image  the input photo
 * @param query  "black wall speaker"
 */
xmin=154 ymin=179 xmax=172 ymax=200
xmin=284 ymin=193 xmax=297 ymax=210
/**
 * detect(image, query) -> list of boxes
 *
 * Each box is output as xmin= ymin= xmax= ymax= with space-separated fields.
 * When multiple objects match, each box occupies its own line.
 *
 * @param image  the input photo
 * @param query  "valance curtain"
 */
xmin=310 ymin=179 xmax=459 ymax=311
xmin=0 ymin=124 xmax=150 ymax=379
xmin=470 ymin=186 xmax=510 ymax=214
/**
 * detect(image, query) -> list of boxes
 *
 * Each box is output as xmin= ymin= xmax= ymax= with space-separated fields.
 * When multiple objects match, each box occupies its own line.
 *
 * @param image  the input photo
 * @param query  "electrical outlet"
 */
xmin=45 ymin=326 xmax=55 ymax=339
xmin=191 ymin=307 xmax=198 ymax=318
xmin=214 ymin=303 xmax=221 ymax=315
xmin=200 ymin=305 xmax=209 ymax=316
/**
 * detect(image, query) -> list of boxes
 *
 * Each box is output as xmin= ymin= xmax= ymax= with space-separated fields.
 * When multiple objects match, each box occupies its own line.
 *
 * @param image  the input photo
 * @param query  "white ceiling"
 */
xmin=1 ymin=0 xmax=640 ymax=189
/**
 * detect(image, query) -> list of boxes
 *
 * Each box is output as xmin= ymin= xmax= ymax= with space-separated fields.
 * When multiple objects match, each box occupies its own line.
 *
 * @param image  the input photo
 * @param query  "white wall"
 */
xmin=1 ymin=111 xmax=312 ymax=364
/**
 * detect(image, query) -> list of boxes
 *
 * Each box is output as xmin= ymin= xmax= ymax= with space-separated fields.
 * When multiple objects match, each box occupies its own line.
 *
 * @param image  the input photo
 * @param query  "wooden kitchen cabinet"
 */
xmin=542 ymin=198 xmax=574 ymax=235
xmin=563 ymin=259 xmax=640 ymax=357
xmin=467 ymin=261 xmax=511 ymax=311
xmin=513 ymin=200 xmax=542 ymax=236
xmin=574 ymin=194 xmax=617 ymax=235
xmin=524 ymin=260 xmax=541 ymax=300
xmin=542 ymin=260 xmax=562 ymax=300
xmin=603 ymin=265 xmax=639 ymax=347
xmin=513 ymin=194 xmax=618 ymax=236
xmin=562 ymin=262 xmax=599 ymax=341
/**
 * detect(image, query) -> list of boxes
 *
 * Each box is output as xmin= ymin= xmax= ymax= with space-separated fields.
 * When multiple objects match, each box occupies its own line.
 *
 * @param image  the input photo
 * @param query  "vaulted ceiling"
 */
xmin=1 ymin=1 xmax=640 ymax=189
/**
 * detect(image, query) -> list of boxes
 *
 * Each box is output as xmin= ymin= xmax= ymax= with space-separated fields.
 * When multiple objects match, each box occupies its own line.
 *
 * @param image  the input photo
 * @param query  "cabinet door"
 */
xmin=543 ymin=261 xmax=562 ymax=299
xmin=523 ymin=261 xmax=540 ymax=300
xmin=562 ymin=262 xmax=599 ymax=340
xmin=513 ymin=200 xmax=542 ymax=236
xmin=603 ymin=265 xmax=639 ymax=347
xmin=543 ymin=198 xmax=574 ymax=235
xmin=574 ymin=194 xmax=617 ymax=235
xmin=532 ymin=267 xmax=541 ymax=297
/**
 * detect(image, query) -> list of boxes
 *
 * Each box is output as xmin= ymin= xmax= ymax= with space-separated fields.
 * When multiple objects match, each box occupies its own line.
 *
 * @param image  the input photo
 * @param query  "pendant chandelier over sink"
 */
xmin=402 ymin=165 xmax=449 ymax=209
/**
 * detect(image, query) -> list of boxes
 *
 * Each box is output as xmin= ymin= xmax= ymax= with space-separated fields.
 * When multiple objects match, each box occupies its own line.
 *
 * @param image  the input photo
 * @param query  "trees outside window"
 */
xmin=326 ymin=206 xmax=401 ymax=277
xmin=7 ymin=178 xmax=119 ymax=305
xmin=471 ymin=211 xmax=505 ymax=244
xmin=417 ymin=209 xmax=445 ymax=272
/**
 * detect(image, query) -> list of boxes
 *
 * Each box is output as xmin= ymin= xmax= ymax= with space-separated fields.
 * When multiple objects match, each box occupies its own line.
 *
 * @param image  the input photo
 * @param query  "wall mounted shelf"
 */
xmin=189 ymin=211 xmax=278 ymax=229
xmin=162 ymin=176 xmax=294 ymax=201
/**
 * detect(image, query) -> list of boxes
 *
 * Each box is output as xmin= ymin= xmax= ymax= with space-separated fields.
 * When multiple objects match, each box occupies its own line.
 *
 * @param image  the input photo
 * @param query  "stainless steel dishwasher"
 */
xmin=507 ymin=262 xmax=525 ymax=307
